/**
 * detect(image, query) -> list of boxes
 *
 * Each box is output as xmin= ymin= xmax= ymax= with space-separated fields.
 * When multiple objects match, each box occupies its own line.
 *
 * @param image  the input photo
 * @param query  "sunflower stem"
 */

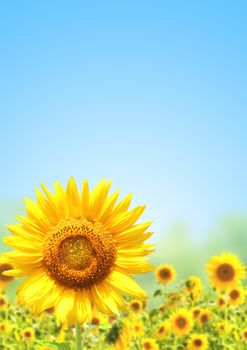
xmin=75 ymin=322 xmax=82 ymax=350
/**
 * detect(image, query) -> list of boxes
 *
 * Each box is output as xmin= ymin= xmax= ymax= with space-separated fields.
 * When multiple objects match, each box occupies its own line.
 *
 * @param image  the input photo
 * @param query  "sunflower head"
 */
xmin=217 ymin=321 xmax=232 ymax=335
xmin=216 ymin=296 xmax=226 ymax=310
xmin=169 ymin=308 xmax=193 ymax=336
xmin=192 ymin=307 xmax=201 ymax=320
xmin=228 ymin=286 xmax=245 ymax=307
xmin=206 ymin=253 xmax=246 ymax=291
xmin=129 ymin=299 xmax=143 ymax=313
xmin=4 ymin=178 xmax=154 ymax=326
xmin=156 ymin=321 xmax=170 ymax=340
xmin=0 ymin=255 xmax=14 ymax=291
xmin=187 ymin=333 xmax=208 ymax=350
xmin=0 ymin=295 xmax=7 ymax=309
xmin=242 ymin=327 xmax=247 ymax=341
xmin=142 ymin=338 xmax=159 ymax=350
xmin=131 ymin=320 xmax=144 ymax=337
xmin=22 ymin=327 xmax=35 ymax=341
xmin=199 ymin=309 xmax=211 ymax=326
xmin=155 ymin=264 xmax=176 ymax=285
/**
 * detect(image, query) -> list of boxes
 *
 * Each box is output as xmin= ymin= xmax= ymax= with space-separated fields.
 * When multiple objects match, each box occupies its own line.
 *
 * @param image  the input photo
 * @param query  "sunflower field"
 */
xmin=1 ymin=251 xmax=247 ymax=350
xmin=1 ymin=179 xmax=247 ymax=350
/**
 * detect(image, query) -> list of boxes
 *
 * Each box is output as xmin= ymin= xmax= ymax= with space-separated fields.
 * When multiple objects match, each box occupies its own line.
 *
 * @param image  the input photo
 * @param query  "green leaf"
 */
xmin=153 ymin=289 xmax=162 ymax=297
xmin=98 ymin=322 xmax=111 ymax=330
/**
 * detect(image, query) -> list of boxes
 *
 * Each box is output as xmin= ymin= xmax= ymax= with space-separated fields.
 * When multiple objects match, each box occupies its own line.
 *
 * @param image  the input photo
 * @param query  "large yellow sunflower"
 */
xmin=206 ymin=253 xmax=246 ymax=291
xmin=3 ymin=178 xmax=154 ymax=326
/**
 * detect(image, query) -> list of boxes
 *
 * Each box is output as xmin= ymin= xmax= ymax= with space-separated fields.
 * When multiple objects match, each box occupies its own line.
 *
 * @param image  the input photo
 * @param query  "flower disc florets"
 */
xmin=43 ymin=217 xmax=117 ymax=289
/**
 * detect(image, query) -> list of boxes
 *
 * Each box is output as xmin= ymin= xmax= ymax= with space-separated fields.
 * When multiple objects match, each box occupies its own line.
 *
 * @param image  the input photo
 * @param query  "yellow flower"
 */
xmin=0 ymin=321 xmax=12 ymax=335
xmin=217 ymin=321 xmax=232 ymax=335
xmin=206 ymin=253 xmax=245 ymax=291
xmin=199 ymin=309 xmax=211 ymax=326
xmin=169 ymin=308 xmax=193 ymax=336
xmin=216 ymin=296 xmax=227 ymax=310
xmin=131 ymin=320 xmax=144 ymax=337
xmin=155 ymin=264 xmax=176 ymax=285
xmin=183 ymin=276 xmax=203 ymax=301
xmin=187 ymin=334 xmax=208 ymax=350
xmin=129 ymin=299 xmax=143 ymax=313
xmin=156 ymin=321 xmax=170 ymax=340
xmin=142 ymin=338 xmax=159 ymax=350
xmin=241 ymin=327 xmax=247 ymax=341
xmin=192 ymin=307 xmax=201 ymax=320
xmin=0 ymin=295 xmax=7 ymax=309
xmin=0 ymin=255 xmax=14 ymax=292
xmin=22 ymin=327 xmax=35 ymax=341
xmin=4 ymin=178 xmax=154 ymax=326
xmin=227 ymin=286 xmax=245 ymax=307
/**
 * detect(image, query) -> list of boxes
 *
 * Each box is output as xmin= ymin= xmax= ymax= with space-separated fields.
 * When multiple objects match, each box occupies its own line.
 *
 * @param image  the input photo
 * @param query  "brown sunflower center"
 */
xmin=0 ymin=298 xmax=5 ymax=306
xmin=176 ymin=317 xmax=187 ymax=329
xmin=200 ymin=313 xmax=209 ymax=323
xmin=193 ymin=339 xmax=203 ymax=347
xmin=131 ymin=302 xmax=141 ymax=311
xmin=216 ymin=263 xmax=235 ymax=281
xmin=243 ymin=331 xmax=247 ymax=339
xmin=230 ymin=289 xmax=240 ymax=300
xmin=24 ymin=331 xmax=32 ymax=338
xmin=159 ymin=268 xmax=171 ymax=279
xmin=143 ymin=343 xmax=152 ymax=350
xmin=0 ymin=263 xmax=14 ymax=282
xmin=158 ymin=326 xmax=165 ymax=334
xmin=91 ymin=317 xmax=100 ymax=326
xmin=43 ymin=218 xmax=117 ymax=289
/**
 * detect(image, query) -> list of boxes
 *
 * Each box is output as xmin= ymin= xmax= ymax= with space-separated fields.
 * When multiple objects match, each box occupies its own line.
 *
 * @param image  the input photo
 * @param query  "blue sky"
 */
xmin=0 ymin=1 xmax=247 ymax=240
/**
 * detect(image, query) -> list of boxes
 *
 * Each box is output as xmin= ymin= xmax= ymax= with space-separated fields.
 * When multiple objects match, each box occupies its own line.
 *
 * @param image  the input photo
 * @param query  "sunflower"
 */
xmin=22 ymin=327 xmax=35 ymax=341
xmin=227 ymin=286 xmax=245 ymax=307
xmin=206 ymin=253 xmax=245 ymax=291
xmin=142 ymin=338 xmax=159 ymax=350
xmin=0 ymin=255 xmax=14 ymax=291
xmin=216 ymin=296 xmax=226 ymax=310
xmin=0 ymin=294 xmax=7 ymax=309
xmin=187 ymin=334 xmax=208 ymax=350
xmin=169 ymin=308 xmax=193 ymax=336
xmin=156 ymin=321 xmax=170 ymax=340
xmin=155 ymin=264 xmax=176 ymax=285
xmin=129 ymin=299 xmax=143 ymax=313
xmin=183 ymin=276 xmax=203 ymax=301
xmin=217 ymin=321 xmax=232 ymax=335
xmin=131 ymin=319 xmax=144 ymax=337
xmin=192 ymin=307 xmax=201 ymax=320
xmin=3 ymin=178 xmax=154 ymax=326
xmin=241 ymin=327 xmax=247 ymax=340
xmin=199 ymin=309 xmax=211 ymax=326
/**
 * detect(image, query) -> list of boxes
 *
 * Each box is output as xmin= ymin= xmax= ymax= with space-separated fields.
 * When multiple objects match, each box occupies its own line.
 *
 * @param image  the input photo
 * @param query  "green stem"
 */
xmin=75 ymin=322 xmax=82 ymax=350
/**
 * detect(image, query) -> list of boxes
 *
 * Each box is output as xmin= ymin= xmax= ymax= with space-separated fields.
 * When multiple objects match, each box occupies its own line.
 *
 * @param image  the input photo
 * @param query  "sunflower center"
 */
xmin=159 ymin=268 xmax=171 ymax=279
xmin=230 ymin=289 xmax=240 ymax=300
xmin=176 ymin=317 xmax=186 ymax=328
xmin=194 ymin=339 xmax=203 ymax=347
xmin=143 ymin=343 xmax=152 ymax=350
xmin=43 ymin=218 xmax=117 ymax=289
xmin=59 ymin=236 xmax=95 ymax=270
xmin=216 ymin=263 xmax=235 ymax=281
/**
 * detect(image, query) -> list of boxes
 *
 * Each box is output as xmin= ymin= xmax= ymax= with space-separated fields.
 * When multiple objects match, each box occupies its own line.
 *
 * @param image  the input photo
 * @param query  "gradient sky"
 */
xmin=0 ymin=1 xmax=247 ymax=241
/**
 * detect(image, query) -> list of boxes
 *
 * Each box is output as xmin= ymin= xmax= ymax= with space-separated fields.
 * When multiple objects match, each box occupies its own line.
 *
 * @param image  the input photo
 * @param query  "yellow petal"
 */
xmin=66 ymin=177 xmax=82 ymax=218
xmin=107 ymin=270 xmax=146 ymax=297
